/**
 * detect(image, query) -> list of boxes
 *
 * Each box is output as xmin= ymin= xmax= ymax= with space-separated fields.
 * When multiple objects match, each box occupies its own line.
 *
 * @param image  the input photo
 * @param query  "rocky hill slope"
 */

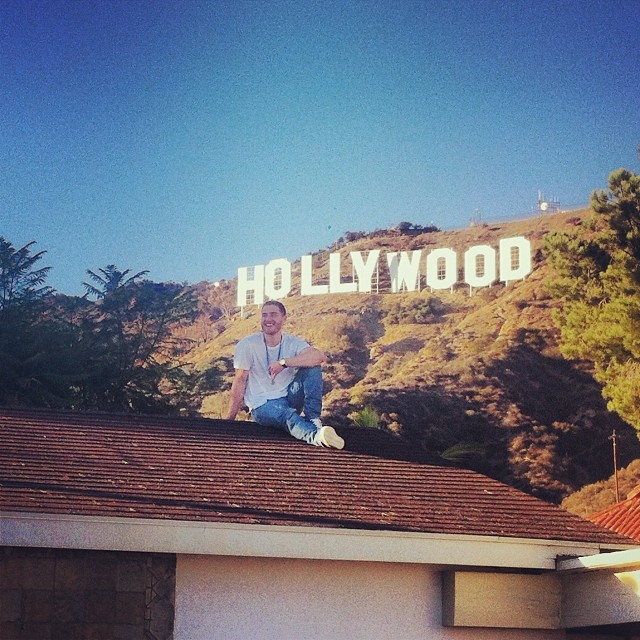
xmin=186 ymin=210 xmax=640 ymax=504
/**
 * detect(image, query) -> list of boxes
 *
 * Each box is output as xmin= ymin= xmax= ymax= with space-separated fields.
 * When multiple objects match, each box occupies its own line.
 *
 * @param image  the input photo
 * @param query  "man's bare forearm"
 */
xmin=267 ymin=346 xmax=326 ymax=377
xmin=226 ymin=371 xmax=248 ymax=420
xmin=284 ymin=347 xmax=325 ymax=368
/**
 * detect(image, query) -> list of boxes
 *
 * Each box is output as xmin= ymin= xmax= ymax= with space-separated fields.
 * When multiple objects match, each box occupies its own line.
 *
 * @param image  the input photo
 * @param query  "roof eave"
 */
xmin=2 ymin=510 xmax=633 ymax=571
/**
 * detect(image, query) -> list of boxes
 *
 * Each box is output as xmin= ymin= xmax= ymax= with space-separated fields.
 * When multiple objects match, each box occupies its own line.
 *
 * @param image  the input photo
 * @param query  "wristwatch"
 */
xmin=278 ymin=358 xmax=287 ymax=368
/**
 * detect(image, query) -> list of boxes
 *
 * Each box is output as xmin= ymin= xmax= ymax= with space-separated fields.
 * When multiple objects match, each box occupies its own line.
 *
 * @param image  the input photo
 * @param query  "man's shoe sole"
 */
xmin=319 ymin=426 xmax=344 ymax=450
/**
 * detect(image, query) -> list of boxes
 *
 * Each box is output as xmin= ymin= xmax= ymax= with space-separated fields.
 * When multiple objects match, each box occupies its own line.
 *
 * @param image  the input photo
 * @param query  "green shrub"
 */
xmin=349 ymin=405 xmax=381 ymax=429
xmin=384 ymin=295 xmax=446 ymax=325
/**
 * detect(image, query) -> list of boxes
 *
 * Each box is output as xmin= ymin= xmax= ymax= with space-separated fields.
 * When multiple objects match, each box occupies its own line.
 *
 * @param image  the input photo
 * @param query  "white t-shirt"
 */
xmin=233 ymin=332 xmax=311 ymax=410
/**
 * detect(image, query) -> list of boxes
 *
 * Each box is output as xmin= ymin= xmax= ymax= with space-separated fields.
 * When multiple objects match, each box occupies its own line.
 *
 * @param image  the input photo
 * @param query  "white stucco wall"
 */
xmin=175 ymin=554 xmax=568 ymax=640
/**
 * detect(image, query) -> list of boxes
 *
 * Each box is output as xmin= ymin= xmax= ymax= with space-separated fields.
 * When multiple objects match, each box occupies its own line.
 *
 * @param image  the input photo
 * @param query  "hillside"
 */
xmin=186 ymin=210 xmax=640 ymax=504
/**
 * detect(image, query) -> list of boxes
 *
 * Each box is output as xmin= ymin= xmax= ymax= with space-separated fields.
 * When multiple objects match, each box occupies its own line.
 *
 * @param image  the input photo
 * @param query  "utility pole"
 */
xmin=610 ymin=430 xmax=620 ymax=503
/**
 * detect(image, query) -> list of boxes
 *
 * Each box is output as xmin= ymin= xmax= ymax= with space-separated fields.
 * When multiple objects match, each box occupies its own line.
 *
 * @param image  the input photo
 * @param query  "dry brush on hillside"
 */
xmin=188 ymin=210 xmax=640 ymax=504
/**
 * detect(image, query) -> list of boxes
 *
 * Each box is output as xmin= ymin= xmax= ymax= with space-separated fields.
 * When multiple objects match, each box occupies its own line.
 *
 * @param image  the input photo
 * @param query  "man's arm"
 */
xmin=268 ymin=346 xmax=325 ymax=377
xmin=286 ymin=345 xmax=326 ymax=367
xmin=226 ymin=368 xmax=249 ymax=420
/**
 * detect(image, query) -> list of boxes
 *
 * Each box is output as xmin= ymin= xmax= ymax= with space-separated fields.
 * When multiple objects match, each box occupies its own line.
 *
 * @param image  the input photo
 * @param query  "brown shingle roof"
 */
xmin=589 ymin=492 xmax=640 ymax=542
xmin=0 ymin=407 xmax=631 ymax=545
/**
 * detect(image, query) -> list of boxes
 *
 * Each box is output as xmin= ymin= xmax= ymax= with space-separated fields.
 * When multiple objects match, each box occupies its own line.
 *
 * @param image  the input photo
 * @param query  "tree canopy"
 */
xmin=544 ymin=168 xmax=640 ymax=434
xmin=0 ymin=237 xmax=52 ymax=314
xmin=77 ymin=268 xmax=207 ymax=412
xmin=0 ymin=238 xmax=219 ymax=413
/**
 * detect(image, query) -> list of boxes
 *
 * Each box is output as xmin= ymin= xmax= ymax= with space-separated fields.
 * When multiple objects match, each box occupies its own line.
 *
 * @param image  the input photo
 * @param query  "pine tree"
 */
xmin=544 ymin=168 xmax=640 ymax=433
xmin=78 ymin=266 xmax=211 ymax=413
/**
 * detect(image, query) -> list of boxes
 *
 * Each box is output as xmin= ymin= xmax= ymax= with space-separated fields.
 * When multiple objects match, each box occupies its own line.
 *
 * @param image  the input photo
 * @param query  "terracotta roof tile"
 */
xmin=0 ymin=407 xmax=632 ymax=545
xmin=589 ymin=494 xmax=640 ymax=542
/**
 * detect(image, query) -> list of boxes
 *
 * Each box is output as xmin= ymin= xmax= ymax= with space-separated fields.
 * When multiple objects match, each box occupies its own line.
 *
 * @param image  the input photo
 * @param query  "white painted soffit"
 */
xmin=1 ymin=511 xmax=631 ymax=570
xmin=557 ymin=546 xmax=640 ymax=573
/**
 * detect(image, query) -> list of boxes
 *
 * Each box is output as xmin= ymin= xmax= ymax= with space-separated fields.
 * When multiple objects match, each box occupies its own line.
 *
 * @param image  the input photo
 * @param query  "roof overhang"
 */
xmin=1 ymin=510 xmax=631 ymax=570
xmin=557 ymin=546 xmax=640 ymax=573
xmin=443 ymin=549 xmax=640 ymax=631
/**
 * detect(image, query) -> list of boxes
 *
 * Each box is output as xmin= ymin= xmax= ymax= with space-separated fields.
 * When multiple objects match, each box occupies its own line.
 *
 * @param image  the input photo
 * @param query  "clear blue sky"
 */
xmin=2 ymin=0 xmax=639 ymax=295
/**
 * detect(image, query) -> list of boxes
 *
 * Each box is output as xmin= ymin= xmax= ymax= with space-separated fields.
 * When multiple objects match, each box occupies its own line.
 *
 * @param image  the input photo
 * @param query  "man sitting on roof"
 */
xmin=226 ymin=300 xmax=344 ymax=449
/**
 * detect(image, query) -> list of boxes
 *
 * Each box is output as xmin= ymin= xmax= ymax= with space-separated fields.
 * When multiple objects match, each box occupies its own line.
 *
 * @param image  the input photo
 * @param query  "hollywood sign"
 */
xmin=236 ymin=236 xmax=532 ymax=307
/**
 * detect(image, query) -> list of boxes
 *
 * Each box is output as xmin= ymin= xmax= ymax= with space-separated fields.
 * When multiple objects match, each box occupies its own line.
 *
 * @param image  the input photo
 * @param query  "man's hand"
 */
xmin=267 ymin=361 xmax=286 ymax=378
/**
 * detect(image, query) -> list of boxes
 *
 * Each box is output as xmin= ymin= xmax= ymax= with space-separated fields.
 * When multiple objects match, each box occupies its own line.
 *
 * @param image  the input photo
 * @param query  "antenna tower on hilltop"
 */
xmin=537 ymin=191 xmax=561 ymax=215
xmin=469 ymin=208 xmax=483 ymax=227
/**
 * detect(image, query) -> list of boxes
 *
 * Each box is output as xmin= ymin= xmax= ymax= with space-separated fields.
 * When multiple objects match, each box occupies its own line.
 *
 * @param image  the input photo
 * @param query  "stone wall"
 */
xmin=0 ymin=547 xmax=175 ymax=640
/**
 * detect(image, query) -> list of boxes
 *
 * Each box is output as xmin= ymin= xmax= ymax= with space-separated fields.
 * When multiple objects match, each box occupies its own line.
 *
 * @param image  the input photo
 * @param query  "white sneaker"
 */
xmin=316 ymin=426 xmax=345 ymax=450
xmin=311 ymin=418 xmax=323 ymax=429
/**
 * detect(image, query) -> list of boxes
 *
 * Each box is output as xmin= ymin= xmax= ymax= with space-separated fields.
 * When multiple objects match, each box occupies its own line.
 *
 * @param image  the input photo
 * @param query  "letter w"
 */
xmin=386 ymin=251 xmax=422 ymax=293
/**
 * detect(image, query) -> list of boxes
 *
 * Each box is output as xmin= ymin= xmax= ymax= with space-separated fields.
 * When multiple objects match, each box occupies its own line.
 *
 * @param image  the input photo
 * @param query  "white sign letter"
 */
xmin=387 ymin=250 xmax=422 ymax=293
xmin=301 ymin=255 xmax=329 ymax=296
xmin=351 ymin=250 xmax=380 ymax=293
xmin=237 ymin=265 xmax=265 ymax=307
xmin=464 ymin=245 xmax=496 ymax=288
xmin=426 ymin=248 xmax=457 ymax=290
xmin=329 ymin=253 xmax=358 ymax=293
xmin=500 ymin=237 xmax=532 ymax=284
xmin=264 ymin=258 xmax=292 ymax=300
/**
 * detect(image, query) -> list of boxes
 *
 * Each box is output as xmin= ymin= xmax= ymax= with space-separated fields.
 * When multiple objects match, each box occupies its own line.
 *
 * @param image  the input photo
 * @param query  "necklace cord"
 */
xmin=264 ymin=334 xmax=283 ymax=384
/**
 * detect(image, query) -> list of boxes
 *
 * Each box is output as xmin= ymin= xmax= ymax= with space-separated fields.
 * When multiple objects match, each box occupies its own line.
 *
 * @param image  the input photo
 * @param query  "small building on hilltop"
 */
xmin=2 ymin=408 xmax=640 ymax=639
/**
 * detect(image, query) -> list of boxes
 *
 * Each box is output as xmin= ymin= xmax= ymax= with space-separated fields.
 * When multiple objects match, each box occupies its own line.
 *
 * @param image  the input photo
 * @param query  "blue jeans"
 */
xmin=251 ymin=366 xmax=323 ymax=445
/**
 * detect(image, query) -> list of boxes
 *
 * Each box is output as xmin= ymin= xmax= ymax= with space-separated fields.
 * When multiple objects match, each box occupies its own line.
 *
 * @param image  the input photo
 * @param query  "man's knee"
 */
xmin=304 ymin=365 xmax=322 ymax=380
xmin=292 ymin=365 xmax=321 ymax=384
